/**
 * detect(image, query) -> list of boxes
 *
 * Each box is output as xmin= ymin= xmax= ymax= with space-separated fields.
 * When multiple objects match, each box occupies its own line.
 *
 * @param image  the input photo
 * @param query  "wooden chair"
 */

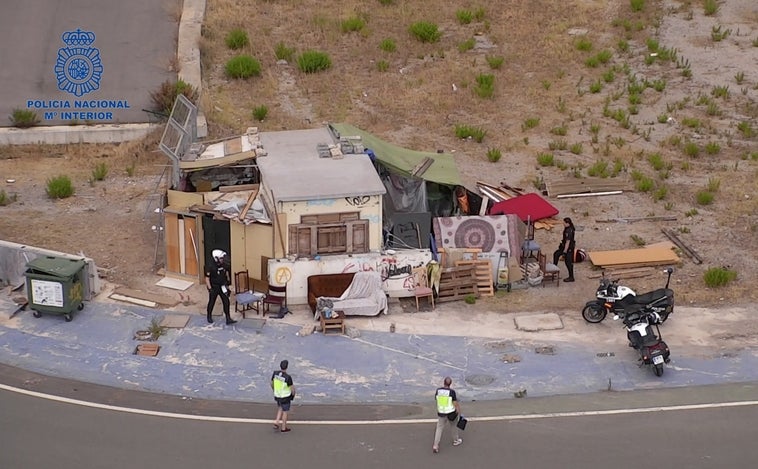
xmin=412 ymin=266 xmax=435 ymax=311
xmin=539 ymin=252 xmax=560 ymax=287
xmin=262 ymin=282 xmax=287 ymax=317
xmin=234 ymin=270 xmax=262 ymax=318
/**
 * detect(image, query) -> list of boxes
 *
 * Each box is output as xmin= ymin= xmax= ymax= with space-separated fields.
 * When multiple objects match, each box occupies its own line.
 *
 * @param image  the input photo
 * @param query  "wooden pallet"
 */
xmin=437 ymin=265 xmax=479 ymax=303
xmin=454 ymin=260 xmax=494 ymax=297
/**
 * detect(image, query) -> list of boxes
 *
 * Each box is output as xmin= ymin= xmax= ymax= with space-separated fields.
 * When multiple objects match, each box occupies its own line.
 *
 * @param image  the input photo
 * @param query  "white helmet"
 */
xmin=212 ymin=249 xmax=227 ymax=261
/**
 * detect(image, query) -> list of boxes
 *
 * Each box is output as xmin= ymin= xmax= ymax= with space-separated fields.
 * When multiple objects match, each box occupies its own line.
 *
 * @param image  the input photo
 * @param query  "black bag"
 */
xmin=456 ymin=415 xmax=468 ymax=431
xmin=446 ymin=411 xmax=458 ymax=421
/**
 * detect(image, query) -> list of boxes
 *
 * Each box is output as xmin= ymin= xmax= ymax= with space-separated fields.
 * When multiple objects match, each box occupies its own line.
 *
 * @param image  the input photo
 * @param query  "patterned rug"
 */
xmin=432 ymin=215 xmax=524 ymax=256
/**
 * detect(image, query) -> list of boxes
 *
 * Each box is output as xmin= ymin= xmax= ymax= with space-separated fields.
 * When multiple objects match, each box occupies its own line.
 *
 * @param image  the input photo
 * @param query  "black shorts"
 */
xmin=275 ymin=397 xmax=292 ymax=411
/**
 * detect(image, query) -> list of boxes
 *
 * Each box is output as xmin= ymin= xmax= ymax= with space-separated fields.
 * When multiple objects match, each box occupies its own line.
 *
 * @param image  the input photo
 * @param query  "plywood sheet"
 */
xmin=183 ymin=216 xmax=199 ymax=276
xmin=160 ymin=314 xmax=191 ymax=329
xmin=588 ymin=247 xmax=680 ymax=267
xmin=164 ymin=213 xmax=180 ymax=274
xmin=156 ymin=277 xmax=195 ymax=291
xmin=113 ymin=288 xmax=180 ymax=306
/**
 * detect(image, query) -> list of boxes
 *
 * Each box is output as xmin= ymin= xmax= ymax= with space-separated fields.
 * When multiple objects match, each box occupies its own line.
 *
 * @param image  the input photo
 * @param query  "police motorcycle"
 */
xmin=614 ymin=310 xmax=671 ymax=377
xmin=582 ymin=267 xmax=675 ymax=324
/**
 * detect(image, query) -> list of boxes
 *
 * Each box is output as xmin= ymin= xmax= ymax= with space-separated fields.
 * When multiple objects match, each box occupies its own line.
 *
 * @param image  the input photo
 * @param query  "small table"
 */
xmin=320 ymin=311 xmax=345 ymax=335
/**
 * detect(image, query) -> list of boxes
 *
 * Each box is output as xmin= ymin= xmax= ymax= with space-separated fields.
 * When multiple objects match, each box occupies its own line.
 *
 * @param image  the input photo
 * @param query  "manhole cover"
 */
xmin=464 ymin=374 xmax=495 ymax=386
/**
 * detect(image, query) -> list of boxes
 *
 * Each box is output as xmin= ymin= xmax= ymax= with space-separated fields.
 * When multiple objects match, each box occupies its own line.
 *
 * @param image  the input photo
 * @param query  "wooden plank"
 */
xmin=588 ymin=247 xmax=680 ymax=268
xmin=596 ymin=216 xmax=678 ymax=223
xmin=238 ymin=188 xmax=259 ymax=221
xmin=219 ymin=183 xmax=259 ymax=193
xmin=411 ymin=157 xmax=434 ymax=177
xmin=661 ymin=228 xmax=703 ymax=264
xmin=164 ymin=213 xmax=180 ymax=274
xmin=183 ymin=216 xmax=199 ymax=276
xmin=113 ymin=288 xmax=180 ymax=306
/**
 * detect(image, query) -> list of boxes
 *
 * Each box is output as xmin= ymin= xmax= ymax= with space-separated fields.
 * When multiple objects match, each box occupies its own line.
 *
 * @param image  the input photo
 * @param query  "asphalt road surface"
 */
xmin=2 ymin=382 xmax=757 ymax=469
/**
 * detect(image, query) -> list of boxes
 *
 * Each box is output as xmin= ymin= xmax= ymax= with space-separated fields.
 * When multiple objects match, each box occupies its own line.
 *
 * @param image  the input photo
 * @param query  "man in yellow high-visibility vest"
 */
xmin=271 ymin=359 xmax=295 ymax=433
xmin=432 ymin=376 xmax=462 ymax=453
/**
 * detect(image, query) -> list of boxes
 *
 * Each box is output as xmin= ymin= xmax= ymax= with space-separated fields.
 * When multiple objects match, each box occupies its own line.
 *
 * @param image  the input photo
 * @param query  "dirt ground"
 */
xmin=1 ymin=0 xmax=756 ymax=314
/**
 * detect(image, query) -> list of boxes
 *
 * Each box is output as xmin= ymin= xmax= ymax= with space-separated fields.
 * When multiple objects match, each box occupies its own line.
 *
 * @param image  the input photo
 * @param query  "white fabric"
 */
xmin=316 ymin=271 xmax=388 ymax=319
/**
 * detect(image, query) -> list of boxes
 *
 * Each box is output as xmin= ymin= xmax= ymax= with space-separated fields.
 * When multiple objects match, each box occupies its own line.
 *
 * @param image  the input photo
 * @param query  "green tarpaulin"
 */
xmin=330 ymin=123 xmax=463 ymax=186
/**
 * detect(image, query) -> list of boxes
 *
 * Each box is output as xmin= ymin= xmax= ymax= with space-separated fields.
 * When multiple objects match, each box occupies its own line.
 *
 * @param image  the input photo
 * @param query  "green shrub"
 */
xmin=341 ymin=16 xmax=366 ymax=33
xmin=9 ymin=109 xmax=40 ymax=128
xmin=703 ymin=0 xmax=719 ymax=16
xmin=648 ymin=152 xmax=665 ymax=170
xmin=589 ymin=81 xmax=603 ymax=93
xmin=274 ymin=42 xmax=296 ymax=62
xmin=46 ymin=175 xmax=74 ymax=199
xmin=737 ymin=121 xmax=754 ymax=138
xmin=0 ymin=189 xmax=18 ymax=206
xmin=550 ymin=124 xmax=567 ymax=136
xmin=125 ymin=162 xmax=136 ymax=177
xmin=630 ymin=0 xmax=645 ymax=12
xmin=252 ymin=105 xmax=268 ymax=122
xmin=454 ymin=124 xmax=486 ymax=142
xmin=602 ymin=69 xmax=616 ymax=83
xmin=683 ymin=141 xmax=700 ymax=157
xmin=653 ymin=186 xmax=668 ymax=201
xmin=225 ymin=55 xmax=261 ymax=79
xmin=706 ymin=177 xmax=721 ymax=192
xmin=91 ymin=162 xmax=108 ymax=181
xmin=456 ymin=9 xmax=474 ymax=24
xmin=458 ymin=38 xmax=476 ymax=53
xmin=704 ymin=141 xmax=721 ymax=155
xmin=474 ymin=74 xmax=495 ymax=98
xmin=588 ymin=160 xmax=610 ymax=177
xmin=657 ymin=113 xmax=669 ymax=123
xmin=522 ymin=117 xmax=540 ymax=131
xmin=636 ymin=176 xmax=654 ymax=192
xmin=537 ymin=153 xmax=555 ymax=166
xmin=486 ymin=148 xmax=502 ymax=162
xmin=297 ymin=50 xmax=331 ymax=73
xmin=597 ymin=50 xmax=613 ymax=64
xmin=486 ymin=55 xmax=504 ymax=69
xmin=376 ymin=60 xmax=389 ymax=72
xmin=225 ymin=28 xmax=249 ymax=50
xmin=695 ymin=190 xmax=714 ymax=205
xmin=575 ymin=37 xmax=593 ymax=51
xmin=378 ymin=0 xmax=394 ymax=5
xmin=464 ymin=294 xmax=477 ymax=304
xmin=682 ymin=117 xmax=701 ymax=129
xmin=617 ymin=39 xmax=629 ymax=52
xmin=409 ymin=21 xmax=441 ymax=43
xmin=569 ymin=143 xmax=583 ymax=155
xmin=548 ymin=139 xmax=568 ymax=151
xmin=379 ymin=38 xmax=396 ymax=53
xmin=703 ymin=267 xmax=737 ymax=287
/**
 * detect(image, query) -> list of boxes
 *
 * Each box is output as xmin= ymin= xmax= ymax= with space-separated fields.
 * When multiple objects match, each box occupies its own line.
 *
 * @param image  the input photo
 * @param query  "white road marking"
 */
xmin=1 ymin=382 xmax=756 ymax=425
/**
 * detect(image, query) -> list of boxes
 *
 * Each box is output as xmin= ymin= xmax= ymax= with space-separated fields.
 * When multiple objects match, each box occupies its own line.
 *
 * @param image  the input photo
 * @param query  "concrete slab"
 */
xmin=160 ymin=314 xmax=190 ymax=329
xmin=514 ymin=312 xmax=564 ymax=332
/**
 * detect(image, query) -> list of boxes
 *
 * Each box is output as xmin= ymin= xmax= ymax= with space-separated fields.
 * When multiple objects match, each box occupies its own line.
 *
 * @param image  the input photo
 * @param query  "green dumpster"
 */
xmin=25 ymin=256 xmax=86 ymax=322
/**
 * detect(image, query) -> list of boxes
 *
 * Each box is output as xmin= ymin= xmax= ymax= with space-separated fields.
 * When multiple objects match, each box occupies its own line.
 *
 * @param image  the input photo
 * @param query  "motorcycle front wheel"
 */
xmin=653 ymin=364 xmax=664 ymax=376
xmin=582 ymin=303 xmax=607 ymax=323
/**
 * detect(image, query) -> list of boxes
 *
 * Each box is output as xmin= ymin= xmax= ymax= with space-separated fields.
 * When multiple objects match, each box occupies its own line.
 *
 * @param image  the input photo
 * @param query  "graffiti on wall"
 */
xmin=345 ymin=195 xmax=371 ymax=207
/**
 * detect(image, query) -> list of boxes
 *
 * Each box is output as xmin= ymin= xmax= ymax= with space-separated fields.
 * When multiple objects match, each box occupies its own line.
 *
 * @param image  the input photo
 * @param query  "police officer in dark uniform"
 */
xmin=553 ymin=217 xmax=576 ymax=282
xmin=205 ymin=249 xmax=236 ymax=324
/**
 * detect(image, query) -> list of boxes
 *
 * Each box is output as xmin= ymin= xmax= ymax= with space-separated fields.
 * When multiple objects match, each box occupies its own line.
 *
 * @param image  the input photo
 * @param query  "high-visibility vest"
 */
xmin=273 ymin=373 xmax=292 ymax=398
xmin=436 ymin=388 xmax=455 ymax=414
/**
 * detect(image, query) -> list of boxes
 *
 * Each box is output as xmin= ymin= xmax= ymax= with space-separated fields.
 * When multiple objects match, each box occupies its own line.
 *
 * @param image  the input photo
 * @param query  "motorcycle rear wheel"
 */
xmin=581 ymin=303 xmax=607 ymax=323
xmin=653 ymin=364 xmax=664 ymax=376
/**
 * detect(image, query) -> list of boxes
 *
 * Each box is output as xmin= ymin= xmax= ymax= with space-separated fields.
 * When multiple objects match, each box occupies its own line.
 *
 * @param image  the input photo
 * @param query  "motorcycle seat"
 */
xmin=618 ymin=288 xmax=672 ymax=307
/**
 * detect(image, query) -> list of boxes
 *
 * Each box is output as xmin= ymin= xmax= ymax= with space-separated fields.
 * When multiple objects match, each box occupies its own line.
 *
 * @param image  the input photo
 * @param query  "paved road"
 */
xmin=2 ymin=382 xmax=757 ymax=469
xmin=2 ymin=302 xmax=758 ymax=405
xmin=0 ymin=0 xmax=176 ymax=126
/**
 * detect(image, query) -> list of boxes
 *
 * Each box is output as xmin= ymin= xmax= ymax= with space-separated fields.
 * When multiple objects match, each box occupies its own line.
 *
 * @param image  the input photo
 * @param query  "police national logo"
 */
xmin=54 ymin=29 xmax=103 ymax=97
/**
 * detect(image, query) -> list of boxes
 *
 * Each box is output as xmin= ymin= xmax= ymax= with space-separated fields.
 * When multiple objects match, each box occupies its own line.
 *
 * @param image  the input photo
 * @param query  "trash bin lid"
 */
xmin=26 ymin=256 xmax=86 ymax=278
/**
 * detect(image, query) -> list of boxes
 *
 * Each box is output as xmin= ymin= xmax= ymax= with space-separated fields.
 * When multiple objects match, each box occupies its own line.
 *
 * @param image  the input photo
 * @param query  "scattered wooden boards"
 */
xmin=454 ymin=260 xmax=494 ymax=297
xmin=588 ymin=247 xmax=680 ymax=269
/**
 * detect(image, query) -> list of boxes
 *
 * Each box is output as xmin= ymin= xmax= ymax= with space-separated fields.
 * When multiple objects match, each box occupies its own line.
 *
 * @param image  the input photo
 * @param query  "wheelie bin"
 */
xmin=25 ymin=256 xmax=86 ymax=322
